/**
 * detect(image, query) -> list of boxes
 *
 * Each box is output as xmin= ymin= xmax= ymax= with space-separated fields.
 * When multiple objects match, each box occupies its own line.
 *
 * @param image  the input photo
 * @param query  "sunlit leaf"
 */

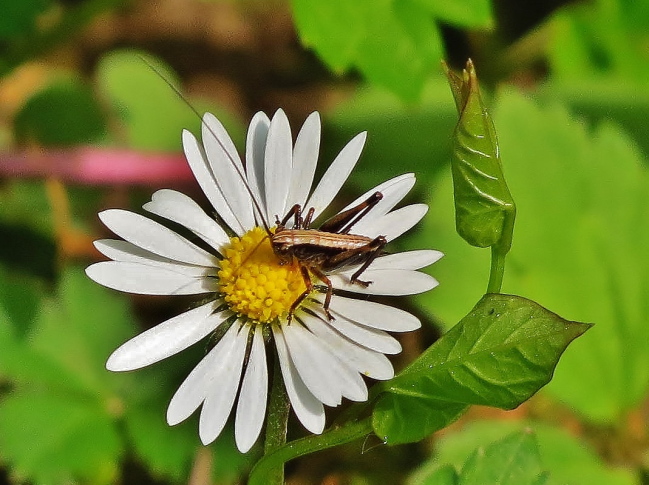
xmin=292 ymin=0 xmax=443 ymax=101
xmin=95 ymin=49 xmax=242 ymax=151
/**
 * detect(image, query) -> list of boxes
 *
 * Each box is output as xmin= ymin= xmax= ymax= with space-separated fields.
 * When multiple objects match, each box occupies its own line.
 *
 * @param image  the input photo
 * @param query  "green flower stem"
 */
xmin=262 ymin=356 xmax=290 ymax=484
xmin=487 ymin=245 xmax=506 ymax=294
xmin=250 ymin=417 xmax=374 ymax=485
xmin=486 ymin=208 xmax=515 ymax=294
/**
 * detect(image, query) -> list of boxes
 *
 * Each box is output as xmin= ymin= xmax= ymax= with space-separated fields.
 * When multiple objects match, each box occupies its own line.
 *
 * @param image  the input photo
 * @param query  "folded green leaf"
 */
xmin=372 ymin=294 xmax=591 ymax=444
xmin=445 ymin=60 xmax=515 ymax=252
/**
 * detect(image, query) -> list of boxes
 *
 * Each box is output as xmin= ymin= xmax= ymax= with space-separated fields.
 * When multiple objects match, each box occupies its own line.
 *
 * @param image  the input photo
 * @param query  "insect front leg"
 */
xmin=276 ymin=204 xmax=302 ymax=229
xmin=302 ymin=207 xmax=316 ymax=229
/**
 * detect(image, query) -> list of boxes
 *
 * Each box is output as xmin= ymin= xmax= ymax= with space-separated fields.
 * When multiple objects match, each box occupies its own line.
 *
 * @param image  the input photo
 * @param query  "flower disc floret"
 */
xmin=218 ymin=226 xmax=306 ymax=323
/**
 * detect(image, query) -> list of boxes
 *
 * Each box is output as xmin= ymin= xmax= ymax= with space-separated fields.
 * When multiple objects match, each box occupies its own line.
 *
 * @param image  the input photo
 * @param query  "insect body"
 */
xmin=271 ymin=191 xmax=387 ymax=321
xmin=145 ymin=62 xmax=387 ymax=322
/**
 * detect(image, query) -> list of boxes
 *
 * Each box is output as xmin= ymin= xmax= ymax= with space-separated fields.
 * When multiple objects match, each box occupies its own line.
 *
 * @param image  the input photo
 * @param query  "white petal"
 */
xmin=182 ymin=129 xmax=245 ymax=234
xmin=308 ymin=305 xmax=402 ymax=355
xmin=283 ymin=322 xmax=367 ymax=405
xmin=272 ymin=326 xmax=325 ymax=433
xmin=235 ymin=326 xmax=268 ymax=452
xmin=354 ymin=204 xmax=428 ymax=241
xmin=99 ymin=209 xmax=216 ymax=267
xmin=264 ymin=109 xmax=293 ymax=223
xmin=202 ymin=113 xmax=255 ymax=231
xmin=321 ymin=294 xmax=421 ymax=332
xmin=298 ymin=309 xmax=394 ymax=380
xmin=287 ymin=112 xmax=320 ymax=209
xmin=199 ymin=324 xmax=250 ymax=444
xmin=166 ymin=322 xmax=242 ymax=426
xmin=106 ymin=301 xmax=227 ymax=371
xmin=143 ymin=189 xmax=230 ymax=252
xmin=331 ymin=269 xmax=439 ymax=296
xmin=366 ymin=250 xmax=444 ymax=271
xmin=338 ymin=173 xmax=416 ymax=222
xmin=245 ymin=112 xmax=271 ymax=224
xmin=94 ymin=239 xmax=217 ymax=277
xmin=306 ymin=132 xmax=366 ymax=220
xmin=86 ymin=261 xmax=218 ymax=295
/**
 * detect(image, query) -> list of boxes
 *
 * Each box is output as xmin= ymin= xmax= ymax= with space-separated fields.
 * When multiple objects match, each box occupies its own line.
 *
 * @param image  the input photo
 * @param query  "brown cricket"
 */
xmin=271 ymin=191 xmax=387 ymax=321
xmin=148 ymin=62 xmax=387 ymax=322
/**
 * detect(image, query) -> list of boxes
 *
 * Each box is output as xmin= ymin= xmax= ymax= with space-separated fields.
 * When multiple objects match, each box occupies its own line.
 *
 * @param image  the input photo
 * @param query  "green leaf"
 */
xmin=0 ymin=390 xmax=120 ymax=485
xmin=548 ymin=0 xmax=649 ymax=82
xmin=422 ymin=421 xmax=637 ymax=485
xmin=536 ymin=79 xmax=649 ymax=159
xmin=290 ymin=0 xmax=364 ymax=72
xmin=13 ymin=77 xmax=107 ymax=146
xmin=419 ymin=90 xmax=649 ymax=423
xmin=28 ymin=267 xmax=135 ymax=395
xmin=445 ymin=60 xmax=515 ymax=252
xmin=372 ymin=294 xmax=590 ymax=444
xmin=0 ymin=266 xmax=184 ymax=483
xmin=124 ymin=406 xmax=197 ymax=482
xmin=459 ymin=431 xmax=546 ymax=485
xmin=96 ymin=50 xmax=189 ymax=150
xmin=0 ymin=266 xmax=42 ymax=337
xmin=291 ymin=0 xmax=494 ymax=100
xmin=408 ymin=463 xmax=459 ymax=485
xmin=96 ymin=49 xmax=242 ymax=151
xmin=292 ymin=0 xmax=444 ymax=101
xmin=0 ymin=0 xmax=51 ymax=39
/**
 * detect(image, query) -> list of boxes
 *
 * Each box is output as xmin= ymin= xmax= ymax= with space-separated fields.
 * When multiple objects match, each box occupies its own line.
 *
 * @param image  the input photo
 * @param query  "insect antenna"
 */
xmin=140 ymin=56 xmax=272 ymax=235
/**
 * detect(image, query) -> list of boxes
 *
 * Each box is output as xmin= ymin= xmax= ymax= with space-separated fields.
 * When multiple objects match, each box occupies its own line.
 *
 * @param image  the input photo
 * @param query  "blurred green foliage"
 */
xmin=1 ymin=0 xmax=648 ymax=483
xmin=14 ymin=77 xmax=107 ymax=146
xmin=291 ymin=0 xmax=492 ymax=100
xmin=409 ymin=421 xmax=636 ymax=485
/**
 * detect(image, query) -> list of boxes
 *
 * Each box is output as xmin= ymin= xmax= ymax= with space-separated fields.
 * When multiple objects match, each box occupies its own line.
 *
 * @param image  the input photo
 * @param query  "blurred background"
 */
xmin=0 ymin=0 xmax=648 ymax=483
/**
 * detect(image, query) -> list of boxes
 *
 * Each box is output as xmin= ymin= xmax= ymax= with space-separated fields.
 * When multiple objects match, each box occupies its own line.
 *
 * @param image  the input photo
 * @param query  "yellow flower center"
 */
xmin=218 ymin=226 xmax=307 ymax=323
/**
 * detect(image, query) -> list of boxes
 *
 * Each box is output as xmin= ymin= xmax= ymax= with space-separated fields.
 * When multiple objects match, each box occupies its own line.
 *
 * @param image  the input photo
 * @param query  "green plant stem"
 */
xmin=262 ymin=356 xmax=290 ymax=484
xmin=487 ymin=245 xmax=506 ymax=293
xmin=249 ymin=417 xmax=374 ymax=485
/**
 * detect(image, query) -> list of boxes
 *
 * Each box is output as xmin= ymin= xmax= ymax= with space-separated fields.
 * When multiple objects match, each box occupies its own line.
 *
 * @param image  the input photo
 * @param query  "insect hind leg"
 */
xmin=286 ymin=265 xmax=313 ymax=323
xmin=349 ymin=236 xmax=387 ymax=287
xmin=309 ymin=266 xmax=334 ymax=320
xmin=319 ymin=191 xmax=383 ymax=234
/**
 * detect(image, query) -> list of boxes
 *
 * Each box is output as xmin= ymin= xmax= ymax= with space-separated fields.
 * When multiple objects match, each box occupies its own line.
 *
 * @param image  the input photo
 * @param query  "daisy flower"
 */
xmin=86 ymin=109 xmax=442 ymax=453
